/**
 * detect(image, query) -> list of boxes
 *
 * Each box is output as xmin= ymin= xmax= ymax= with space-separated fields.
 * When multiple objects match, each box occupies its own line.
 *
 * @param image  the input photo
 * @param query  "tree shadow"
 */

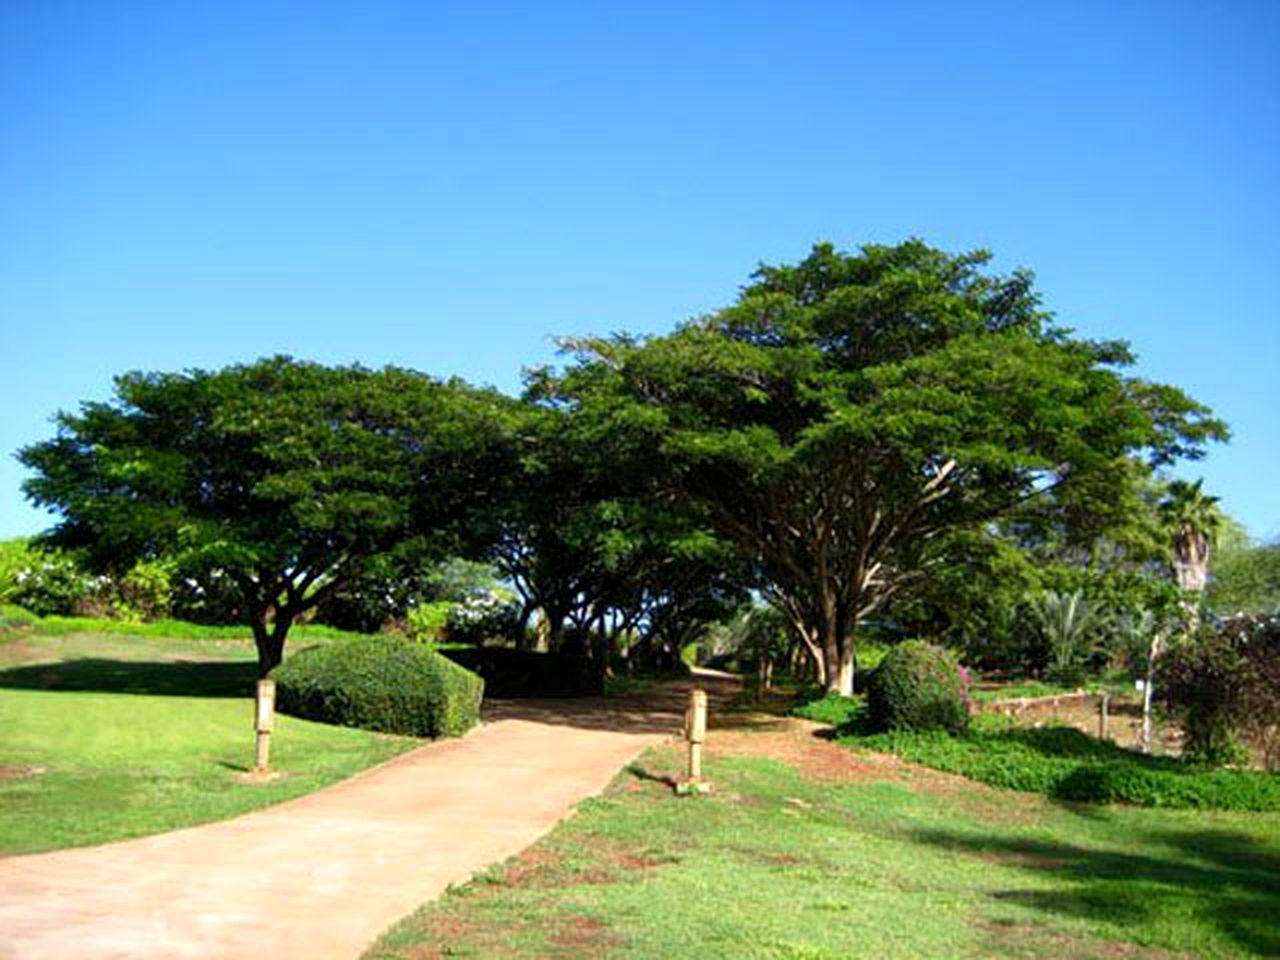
xmin=482 ymin=673 xmax=750 ymax=736
xmin=0 ymin=658 xmax=258 ymax=698
xmin=911 ymin=825 xmax=1280 ymax=956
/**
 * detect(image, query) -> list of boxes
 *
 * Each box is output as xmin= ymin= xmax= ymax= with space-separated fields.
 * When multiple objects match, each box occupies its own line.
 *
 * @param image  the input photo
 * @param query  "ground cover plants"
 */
xmin=366 ymin=734 xmax=1280 ymax=959
xmin=0 ymin=622 xmax=419 ymax=854
xmin=848 ymin=721 xmax=1280 ymax=811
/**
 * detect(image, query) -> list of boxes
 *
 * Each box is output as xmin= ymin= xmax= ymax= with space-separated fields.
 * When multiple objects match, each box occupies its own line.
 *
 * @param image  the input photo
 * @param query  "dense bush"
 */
xmin=8 ymin=550 xmax=99 ymax=616
xmin=273 ymin=637 xmax=484 ymax=737
xmin=850 ymin=724 xmax=1280 ymax=811
xmin=867 ymin=640 xmax=970 ymax=734
xmin=1159 ymin=614 xmax=1280 ymax=768
xmin=438 ymin=647 xmax=602 ymax=698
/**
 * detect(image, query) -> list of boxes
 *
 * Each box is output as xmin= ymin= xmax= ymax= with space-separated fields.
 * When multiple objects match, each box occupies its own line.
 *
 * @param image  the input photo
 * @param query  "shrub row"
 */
xmin=438 ymin=647 xmax=603 ymax=698
xmin=273 ymin=636 xmax=484 ymax=738
xmin=848 ymin=725 xmax=1280 ymax=811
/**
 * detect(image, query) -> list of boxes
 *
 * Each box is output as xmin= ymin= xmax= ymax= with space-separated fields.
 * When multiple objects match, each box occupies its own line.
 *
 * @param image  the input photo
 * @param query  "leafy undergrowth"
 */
xmin=848 ymin=721 xmax=1280 ymax=811
xmin=0 ymin=628 xmax=419 ymax=854
xmin=367 ymin=737 xmax=1280 ymax=959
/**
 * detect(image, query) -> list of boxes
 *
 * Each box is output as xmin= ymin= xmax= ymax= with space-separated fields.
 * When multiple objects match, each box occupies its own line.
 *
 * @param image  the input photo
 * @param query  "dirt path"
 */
xmin=0 ymin=675 xmax=738 ymax=960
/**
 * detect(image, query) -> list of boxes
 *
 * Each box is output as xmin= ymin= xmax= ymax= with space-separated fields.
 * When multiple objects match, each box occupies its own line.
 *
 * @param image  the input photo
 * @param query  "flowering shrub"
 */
xmin=867 ymin=639 xmax=972 ymax=735
xmin=9 ymin=552 xmax=100 ymax=617
xmin=1159 ymin=613 xmax=1280 ymax=768
xmin=445 ymin=590 xmax=520 ymax=645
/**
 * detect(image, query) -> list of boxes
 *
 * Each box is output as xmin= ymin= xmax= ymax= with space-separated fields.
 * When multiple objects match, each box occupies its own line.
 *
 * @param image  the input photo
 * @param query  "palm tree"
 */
xmin=1159 ymin=479 xmax=1222 ymax=632
xmin=1159 ymin=479 xmax=1221 ymax=593
xmin=1028 ymin=589 xmax=1107 ymax=684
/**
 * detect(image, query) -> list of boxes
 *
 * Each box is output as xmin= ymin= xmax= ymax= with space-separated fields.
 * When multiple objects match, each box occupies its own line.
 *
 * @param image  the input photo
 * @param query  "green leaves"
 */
xmin=19 ymin=357 xmax=517 ymax=671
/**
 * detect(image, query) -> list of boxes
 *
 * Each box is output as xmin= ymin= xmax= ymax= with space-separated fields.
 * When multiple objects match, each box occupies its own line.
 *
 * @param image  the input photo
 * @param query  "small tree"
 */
xmin=21 ymin=357 xmax=514 ymax=674
xmin=1027 ymin=589 xmax=1107 ymax=684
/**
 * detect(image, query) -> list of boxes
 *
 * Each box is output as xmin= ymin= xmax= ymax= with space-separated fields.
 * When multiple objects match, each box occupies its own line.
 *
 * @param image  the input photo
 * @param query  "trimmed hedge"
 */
xmin=438 ymin=647 xmax=603 ymax=698
xmin=273 ymin=636 xmax=484 ymax=737
xmin=867 ymin=640 xmax=970 ymax=734
xmin=848 ymin=725 xmax=1280 ymax=811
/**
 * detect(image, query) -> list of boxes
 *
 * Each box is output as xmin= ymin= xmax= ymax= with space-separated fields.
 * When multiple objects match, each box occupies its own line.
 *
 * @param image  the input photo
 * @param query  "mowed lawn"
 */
xmin=369 ymin=735 xmax=1280 ymax=960
xmin=0 ymin=626 xmax=419 ymax=855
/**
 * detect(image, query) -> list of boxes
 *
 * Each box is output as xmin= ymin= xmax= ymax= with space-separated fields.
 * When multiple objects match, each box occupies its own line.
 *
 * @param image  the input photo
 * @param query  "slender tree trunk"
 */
xmin=1141 ymin=629 xmax=1166 ymax=754
xmin=251 ymin=617 xmax=286 ymax=677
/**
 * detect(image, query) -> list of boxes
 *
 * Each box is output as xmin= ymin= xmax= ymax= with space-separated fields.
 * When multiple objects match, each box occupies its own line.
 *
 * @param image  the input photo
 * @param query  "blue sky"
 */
xmin=2 ymin=1 xmax=1277 ymax=539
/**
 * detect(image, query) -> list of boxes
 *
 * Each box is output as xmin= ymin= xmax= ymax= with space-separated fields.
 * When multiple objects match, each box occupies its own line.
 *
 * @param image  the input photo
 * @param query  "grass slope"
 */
xmin=0 ymin=624 xmax=418 ymax=854
xmin=368 ymin=741 xmax=1280 ymax=959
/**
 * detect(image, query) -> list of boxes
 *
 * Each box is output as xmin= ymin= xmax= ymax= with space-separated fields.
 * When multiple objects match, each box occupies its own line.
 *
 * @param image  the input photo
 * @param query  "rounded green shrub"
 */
xmin=867 ymin=639 xmax=970 ymax=734
xmin=272 ymin=636 xmax=484 ymax=738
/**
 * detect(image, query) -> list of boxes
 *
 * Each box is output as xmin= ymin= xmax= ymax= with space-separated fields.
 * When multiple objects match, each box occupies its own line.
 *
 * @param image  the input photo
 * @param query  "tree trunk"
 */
xmin=251 ymin=617 xmax=286 ymax=677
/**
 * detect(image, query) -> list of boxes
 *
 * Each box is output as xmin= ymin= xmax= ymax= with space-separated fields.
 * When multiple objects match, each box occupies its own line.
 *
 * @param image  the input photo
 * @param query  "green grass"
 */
xmin=971 ymin=675 xmax=1135 ymax=704
xmin=366 ymin=743 xmax=1280 ymax=959
xmin=0 ymin=625 xmax=420 ymax=854
xmin=790 ymin=691 xmax=866 ymax=728
xmin=847 ymin=719 xmax=1280 ymax=812
xmin=0 ymin=603 xmax=370 ymax=642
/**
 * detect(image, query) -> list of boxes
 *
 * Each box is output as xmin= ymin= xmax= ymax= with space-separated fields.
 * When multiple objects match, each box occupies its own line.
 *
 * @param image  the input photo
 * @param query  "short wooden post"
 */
xmin=255 ymin=679 xmax=276 ymax=772
xmin=1097 ymin=692 xmax=1110 ymax=740
xmin=677 ymin=688 xmax=709 ymax=795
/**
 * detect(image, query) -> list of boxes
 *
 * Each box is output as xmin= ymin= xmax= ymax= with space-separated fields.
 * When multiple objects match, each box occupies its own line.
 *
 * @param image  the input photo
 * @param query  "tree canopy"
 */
xmin=542 ymin=240 xmax=1226 ymax=693
xmin=20 ymin=356 xmax=514 ymax=673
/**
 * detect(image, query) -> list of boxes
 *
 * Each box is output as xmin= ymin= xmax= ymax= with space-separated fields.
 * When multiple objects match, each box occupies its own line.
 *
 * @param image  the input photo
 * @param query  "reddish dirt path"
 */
xmin=0 ymin=676 xmax=738 ymax=960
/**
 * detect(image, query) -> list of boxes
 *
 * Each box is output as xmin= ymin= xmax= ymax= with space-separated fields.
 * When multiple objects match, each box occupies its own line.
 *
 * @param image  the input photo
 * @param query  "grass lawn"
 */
xmin=368 ymin=734 xmax=1280 ymax=959
xmin=0 ymin=622 xmax=419 ymax=855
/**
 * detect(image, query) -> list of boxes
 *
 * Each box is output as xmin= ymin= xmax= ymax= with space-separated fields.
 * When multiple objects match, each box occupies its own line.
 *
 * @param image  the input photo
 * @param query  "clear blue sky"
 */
xmin=2 ymin=1 xmax=1277 ymax=539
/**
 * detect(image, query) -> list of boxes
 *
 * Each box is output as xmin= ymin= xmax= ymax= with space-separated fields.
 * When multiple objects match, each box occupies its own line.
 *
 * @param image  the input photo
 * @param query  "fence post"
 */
xmin=677 ymin=688 xmax=709 ymax=795
xmin=255 ymin=679 xmax=276 ymax=772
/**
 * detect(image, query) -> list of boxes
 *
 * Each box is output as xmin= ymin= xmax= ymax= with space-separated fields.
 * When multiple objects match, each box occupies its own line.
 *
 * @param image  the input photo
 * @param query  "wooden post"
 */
xmin=1097 ymin=692 xmax=1110 ymax=740
xmin=255 ymin=679 xmax=276 ymax=772
xmin=677 ymin=688 xmax=709 ymax=795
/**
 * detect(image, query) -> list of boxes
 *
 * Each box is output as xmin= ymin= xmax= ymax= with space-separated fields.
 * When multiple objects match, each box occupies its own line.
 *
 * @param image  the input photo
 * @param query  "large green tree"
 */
xmin=20 ymin=357 xmax=513 ymax=674
xmin=547 ymin=240 xmax=1226 ymax=694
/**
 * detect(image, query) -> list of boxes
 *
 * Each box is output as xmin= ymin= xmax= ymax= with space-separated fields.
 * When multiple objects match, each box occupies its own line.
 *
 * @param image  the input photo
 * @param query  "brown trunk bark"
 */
xmin=251 ymin=617 xmax=285 ymax=678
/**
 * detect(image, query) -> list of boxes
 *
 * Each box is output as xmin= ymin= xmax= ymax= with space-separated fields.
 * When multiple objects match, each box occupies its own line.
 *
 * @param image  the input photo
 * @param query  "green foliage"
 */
xmin=445 ymin=589 xmax=520 ymax=645
xmin=1159 ymin=614 xmax=1280 ymax=767
xmin=1160 ymin=478 xmax=1223 ymax=595
xmin=20 ymin=357 xmax=516 ymax=673
xmin=1210 ymin=534 xmax=1280 ymax=616
xmin=6 ymin=548 xmax=98 ymax=616
xmin=1027 ymin=589 xmax=1108 ymax=684
xmin=867 ymin=640 xmax=971 ymax=734
xmin=546 ymin=240 xmax=1224 ymax=694
xmin=0 ymin=539 xmax=35 ymax=605
xmin=273 ymin=636 xmax=483 ymax=738
xmin=791 ymin=691 xmax=866 ymax=729
xmin=850 ymin=724 xmax=1280 ymax=811
xmin=405 ymin=601 xmax=455 ymax=642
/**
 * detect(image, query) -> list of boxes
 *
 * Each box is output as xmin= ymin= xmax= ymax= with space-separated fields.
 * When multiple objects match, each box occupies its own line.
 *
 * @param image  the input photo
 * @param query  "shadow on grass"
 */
xmin=625 ymin=764 xmax=679 ymax=789
xmin=912 ymin=826 xmax=1280 ymax=956
xmin=0 ymin=658 xmax=258 ymax=697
